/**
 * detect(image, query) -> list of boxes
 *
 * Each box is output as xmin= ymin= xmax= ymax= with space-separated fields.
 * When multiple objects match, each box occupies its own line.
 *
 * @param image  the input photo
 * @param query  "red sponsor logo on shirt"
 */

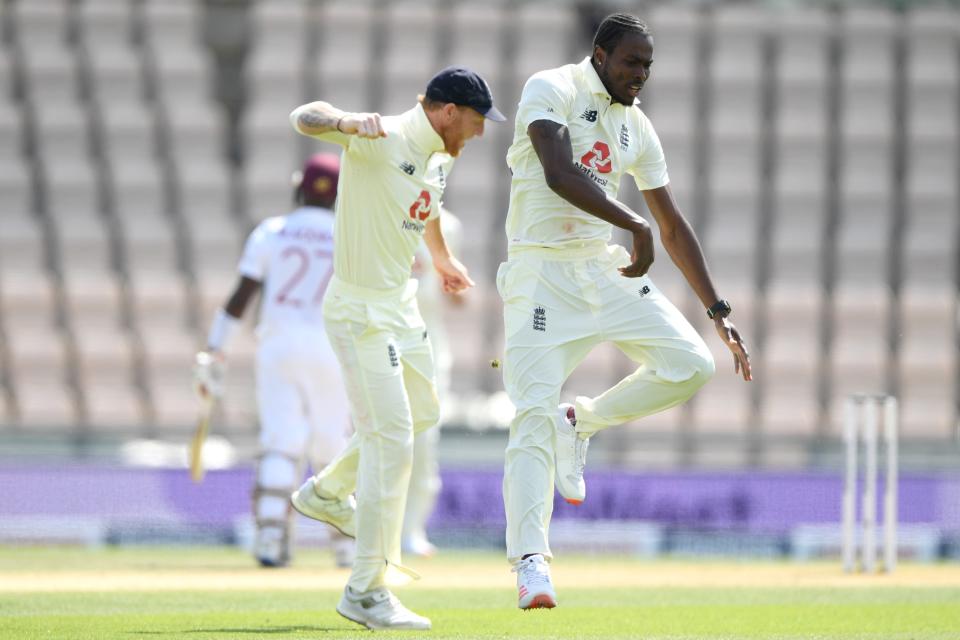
xmin=409 ymin=190 xmax=431 ymax=221
xmin=580 ymin=141 xmax=612 ymax=174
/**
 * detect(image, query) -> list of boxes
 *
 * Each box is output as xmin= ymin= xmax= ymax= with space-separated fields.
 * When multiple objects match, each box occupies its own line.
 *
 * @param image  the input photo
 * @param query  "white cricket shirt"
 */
xmin=238 ymin=206 xmax=336 ymax=337
xmin=505 ymin=57 xmax=670 ymax=249
xmin=293 ymin=104 xmax=454 ymax=290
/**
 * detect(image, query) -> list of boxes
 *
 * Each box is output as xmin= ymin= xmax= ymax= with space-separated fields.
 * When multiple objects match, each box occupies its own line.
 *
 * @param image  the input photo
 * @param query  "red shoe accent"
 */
xmin=564 ymin=498 xmax=583 ymax=506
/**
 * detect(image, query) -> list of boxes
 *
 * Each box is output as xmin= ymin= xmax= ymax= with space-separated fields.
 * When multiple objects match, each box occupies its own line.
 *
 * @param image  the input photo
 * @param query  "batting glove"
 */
xmin=193 ymin=351 xmax=226 ymax=400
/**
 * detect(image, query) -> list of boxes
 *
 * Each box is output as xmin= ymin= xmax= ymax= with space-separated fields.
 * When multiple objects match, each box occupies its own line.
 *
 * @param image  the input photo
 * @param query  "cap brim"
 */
xmin=483 ymin=105 xmax=507 ymax=122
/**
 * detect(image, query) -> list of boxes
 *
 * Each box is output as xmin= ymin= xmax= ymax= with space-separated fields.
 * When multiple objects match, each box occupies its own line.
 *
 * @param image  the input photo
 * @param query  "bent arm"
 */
xmin=642 ymin=185 xmax=719 ymax=308
xmin=290 ymin=101 xmax=345 ymax=136
xmin=290 ymin=101 xmax=386 ymax=139
xmin=528 ymin=120 xmax=649 ymax=236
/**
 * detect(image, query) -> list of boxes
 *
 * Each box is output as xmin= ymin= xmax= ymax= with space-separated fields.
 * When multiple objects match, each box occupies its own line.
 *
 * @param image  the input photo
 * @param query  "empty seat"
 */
xmin=647 ymin=5 xmax=700 ymax=84
xmin=123 ymin=210 xmax=179 ymax=274
xmin=15 ymin=374 xmax=78 ymax=429
xmin=381 ymin=0 xmax=439 ymax=91
xmin=62 ymin=270 xmax=125 ymax=335
xmin=316 ymin=2 xmax=375 ymax=83
xmin=0 ymin=266 xmax=57 ymax=329
xmin=82 ymin=374 xmax=146 ymax=431
xmin=16 ymin=1 xmax=78 ymax=102
xmin=129 ymin=268 xmax=191 ymax=330
xmin=148 ymin=372 xmax=201 ymax=430
xmin=513 ymin=3 xmax=576 ymax=83
xmin=449 ymin=3 xmax=504 ymax=83
xmin=0 ymin=211 xmax=45 ymax=271
xmin=53 ymin=210 xmax=111 ymax=272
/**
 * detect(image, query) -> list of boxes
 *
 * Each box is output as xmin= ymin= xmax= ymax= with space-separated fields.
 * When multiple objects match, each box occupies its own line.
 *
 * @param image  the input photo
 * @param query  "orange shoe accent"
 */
xmin=564 ymin=498 xmax=583 ymax=506
xmin=525 ymin=594 xmax=557 ymax=609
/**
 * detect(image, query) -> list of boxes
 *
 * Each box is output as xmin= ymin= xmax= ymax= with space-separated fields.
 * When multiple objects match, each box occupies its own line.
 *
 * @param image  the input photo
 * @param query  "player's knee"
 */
xmin=507 ymin=407 xmax=555 ymax=449
xmin=257 ymin=452 xmax=299 ymax=488
xmin=684 ymin=351 xmax=715 ymax=393
xmin=411 ymin=397 xmax=440 ymax=434
xmin=661 ymin=350 xmax=714 ymax=395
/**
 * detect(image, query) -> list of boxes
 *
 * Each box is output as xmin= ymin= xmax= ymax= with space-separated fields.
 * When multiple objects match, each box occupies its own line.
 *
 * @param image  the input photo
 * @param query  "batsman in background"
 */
xmin=287 ymin=66 xmax=504 ymax=631
xmin=404 ymin=209 xmax=466 ymax=558
xmin=499 ymin=13 xmax=752 ymax=609
xmin=193 ymin=154 xmax=354 ymax=569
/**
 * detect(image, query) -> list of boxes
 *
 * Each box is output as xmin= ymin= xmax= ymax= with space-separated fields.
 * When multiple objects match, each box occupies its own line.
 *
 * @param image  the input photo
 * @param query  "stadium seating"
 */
xmin=0 ymin=0 xmax=956 ymax=465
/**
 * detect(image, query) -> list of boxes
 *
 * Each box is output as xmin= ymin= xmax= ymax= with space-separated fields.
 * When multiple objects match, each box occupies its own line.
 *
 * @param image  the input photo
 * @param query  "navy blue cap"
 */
xmin=425 ymin=66 xmax=506 ymax=122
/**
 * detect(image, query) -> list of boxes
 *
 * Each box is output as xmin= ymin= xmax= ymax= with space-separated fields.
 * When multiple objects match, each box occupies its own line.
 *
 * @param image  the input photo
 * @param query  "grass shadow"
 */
xmin=133 ymin=626 xmax=346 ymax=635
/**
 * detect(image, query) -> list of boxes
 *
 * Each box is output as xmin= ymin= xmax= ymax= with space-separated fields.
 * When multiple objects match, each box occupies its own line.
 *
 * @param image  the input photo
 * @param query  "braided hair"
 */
xmin=592 ymin=13 xmax=651 ymax=57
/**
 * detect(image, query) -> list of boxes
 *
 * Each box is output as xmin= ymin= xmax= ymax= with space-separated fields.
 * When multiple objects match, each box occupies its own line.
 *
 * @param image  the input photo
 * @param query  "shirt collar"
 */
xmin=401 ymin=103 xmax=447 ymax=156
xmin=577 ymin=56 xmax=641 ymax=106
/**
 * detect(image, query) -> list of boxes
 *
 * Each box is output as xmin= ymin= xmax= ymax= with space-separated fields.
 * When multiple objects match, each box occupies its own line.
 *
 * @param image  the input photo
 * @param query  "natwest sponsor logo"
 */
xmin=580 ymin=141 xmax=612 ymax=174
xmin=409 ymin=190 xmax=431 ymax=221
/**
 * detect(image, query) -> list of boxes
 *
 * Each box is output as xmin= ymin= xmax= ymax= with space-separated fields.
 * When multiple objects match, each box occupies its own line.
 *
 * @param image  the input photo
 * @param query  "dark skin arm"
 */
xmin=643 ymin=186 xmax=751 ymax=381
xmin=528 ymin=120 xmax=654 ymax=276
xmin=217 ymin=276 xmax=261 ymax=333
xmin=528 ymin=119 xmax=751 ymax=381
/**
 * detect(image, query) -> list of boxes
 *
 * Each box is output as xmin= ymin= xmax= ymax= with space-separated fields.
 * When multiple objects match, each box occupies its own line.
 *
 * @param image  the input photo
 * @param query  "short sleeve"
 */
xmin=345 ymin=133 xmax=392 ymax=163
xmin=515 ymin=73 xmax=573 ymax=130
xmin=628 ymin=114 xmax=670 ymax=191
xmin=237 ymin=222 xmax=270 ymax=281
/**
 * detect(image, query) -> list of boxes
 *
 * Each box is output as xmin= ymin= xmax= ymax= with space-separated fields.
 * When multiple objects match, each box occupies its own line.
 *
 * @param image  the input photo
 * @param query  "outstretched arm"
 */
xmin=290 ymin=101 xmax=387 ymax=139
xmin=528 ymin=119 xmax=654 ymax=276
xmin=643 ymin=185 xmax=752 ymax=381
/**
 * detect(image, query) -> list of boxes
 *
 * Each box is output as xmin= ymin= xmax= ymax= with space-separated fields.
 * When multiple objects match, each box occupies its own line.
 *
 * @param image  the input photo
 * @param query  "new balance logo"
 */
xmin=638 ymin=285 xmax=651 ymax=297
xmin=619 ymin=124 xmax=630 ymax=150
xmin=533 ymin=306 xmax=546 ymax=332
xmin=388 ymin=344 xmax=399 ymax=367
xmin=399 ymin=161 xmax=415 ymax=175
xmin=579 ymin=108 xmax=598 ymax=122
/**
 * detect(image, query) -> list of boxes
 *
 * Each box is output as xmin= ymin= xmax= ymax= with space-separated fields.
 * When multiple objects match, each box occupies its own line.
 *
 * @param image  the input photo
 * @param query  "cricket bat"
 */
xmin=189 ymin=394 xmax=215 ymax=483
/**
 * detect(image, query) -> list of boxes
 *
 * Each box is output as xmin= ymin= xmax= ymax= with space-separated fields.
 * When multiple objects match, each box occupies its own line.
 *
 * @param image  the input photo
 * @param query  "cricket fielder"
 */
xmin=500 ymin=14 xmax=752 ymax=609
xmin=287 ymin=67 xmax=505 ymax=631
xmin=193 ymin=154 xmax=354 ymax=568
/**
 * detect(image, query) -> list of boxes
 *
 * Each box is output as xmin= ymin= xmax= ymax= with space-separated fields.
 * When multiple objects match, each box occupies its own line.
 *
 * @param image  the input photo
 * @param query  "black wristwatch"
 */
xmin=707 ymin=299 xmax=732 ymax=319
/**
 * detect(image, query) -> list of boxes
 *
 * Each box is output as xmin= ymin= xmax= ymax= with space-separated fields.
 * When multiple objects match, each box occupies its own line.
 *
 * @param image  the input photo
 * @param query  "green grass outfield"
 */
xmin=1 ymin=546 xmax=958 ymax=639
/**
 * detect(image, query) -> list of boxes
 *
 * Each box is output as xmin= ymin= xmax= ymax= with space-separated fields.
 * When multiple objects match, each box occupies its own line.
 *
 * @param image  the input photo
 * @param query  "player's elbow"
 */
xmin=542 ymin=165 xmax=573 ymax=197
xmin=289 ymin=106 xmax=307 ymax=134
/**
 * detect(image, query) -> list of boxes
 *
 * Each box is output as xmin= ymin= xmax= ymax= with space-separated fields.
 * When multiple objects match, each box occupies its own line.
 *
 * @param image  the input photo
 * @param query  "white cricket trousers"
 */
xmin=313 ymin=277 xmax=439 ymax=592
xmin=254 ymin=328 xmax=351 ymax=530
xmin=498 ymin=242 xmax=716 ymax=563
xmin=256 ymin=327 xmax=351 ymax=465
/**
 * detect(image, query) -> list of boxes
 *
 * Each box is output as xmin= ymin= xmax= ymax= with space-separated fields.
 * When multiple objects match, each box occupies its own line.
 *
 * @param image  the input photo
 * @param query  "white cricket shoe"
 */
xmin=402 ymin=533 xmax=438 ymax=558
xmin=554 ymin=403 xmax=588 ymax=505
xmin=253 ymin=526 xmax=289 ymax=568
xmin=513 ymin=554 xmax=557 ymax=609
xmin=290 ymin=478 xmax=357 ymax=538
xmin=336 ymin=586 xmax=432 ymax=630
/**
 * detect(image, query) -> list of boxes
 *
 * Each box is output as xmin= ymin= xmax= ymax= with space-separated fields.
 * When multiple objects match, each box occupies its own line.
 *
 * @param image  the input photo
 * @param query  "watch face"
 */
xmin=709 ymin=300 xmax=731 ymax=319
